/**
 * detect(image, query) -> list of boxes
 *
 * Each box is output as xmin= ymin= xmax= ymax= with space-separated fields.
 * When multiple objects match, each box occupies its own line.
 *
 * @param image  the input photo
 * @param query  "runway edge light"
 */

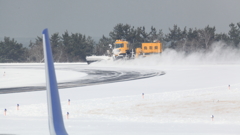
xmin=42 ymin=28 xmax=68 ymax=135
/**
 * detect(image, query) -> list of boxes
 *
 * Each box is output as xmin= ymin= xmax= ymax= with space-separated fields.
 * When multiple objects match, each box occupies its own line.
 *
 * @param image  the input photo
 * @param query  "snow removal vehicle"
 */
xmin=135 ymin=41 xmax=163 ymax=58
xmin=86 ymin=39 xmax=163 ymax=64
xmin=86 ymin=39 xmax=130 ymax=64
xmin=112 ymin=39 xmax=132 ymax=60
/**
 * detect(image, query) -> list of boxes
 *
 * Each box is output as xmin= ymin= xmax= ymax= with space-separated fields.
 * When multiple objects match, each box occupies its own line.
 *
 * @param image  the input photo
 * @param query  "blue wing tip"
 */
xmin=42 ymin=28 xmax=48 ymax=34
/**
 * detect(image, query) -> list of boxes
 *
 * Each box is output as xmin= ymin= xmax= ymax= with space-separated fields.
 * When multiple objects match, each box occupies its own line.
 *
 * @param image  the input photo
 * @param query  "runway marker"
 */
xmin=4 ymin=109 xmax=7 ymax=116
xmin=211 ymin=115 xmax=214 ymax=121
xmin=17 ymin=104 xmax=19 ymax=110
xmin=68 ymin=99 xmax=70 ymax=105
xmin=67 ymin=112 xmax=69 ymax=119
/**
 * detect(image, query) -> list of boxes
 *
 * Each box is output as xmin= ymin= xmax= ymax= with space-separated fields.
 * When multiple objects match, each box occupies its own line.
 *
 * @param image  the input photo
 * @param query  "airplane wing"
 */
xmin=42 ymin=28 xmax=68 ymax=135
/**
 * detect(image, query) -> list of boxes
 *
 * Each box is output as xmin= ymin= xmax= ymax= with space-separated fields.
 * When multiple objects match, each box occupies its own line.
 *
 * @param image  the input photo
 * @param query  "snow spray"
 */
xmin=94 ymin=41 xmax=240 ymax=67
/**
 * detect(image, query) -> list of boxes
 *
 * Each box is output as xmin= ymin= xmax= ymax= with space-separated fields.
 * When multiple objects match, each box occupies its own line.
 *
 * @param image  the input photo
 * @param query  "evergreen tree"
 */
xmin=165 ymin=25 xmax=186 ymax=49
xmin=228 ymin=22 xmax=240 ymax=47
xmin=148 ymin=27 xmax=165 ymax=45
xmin=215 ymin=33 xmax=229 ymax=43
xmin=61 ymin=31 xmax=71 ymax=62
xmin=64 ymin=33 xmax=94 ymax=62
xmin=186 ymin=28 xmax=199 ymax=51
xmin=50 ymin=33 xmax=64 ymax=62
xmin=95 ymin=35 xmax=113 ymax=55
xmin=0 ymin=37 xmax=27 ymax=62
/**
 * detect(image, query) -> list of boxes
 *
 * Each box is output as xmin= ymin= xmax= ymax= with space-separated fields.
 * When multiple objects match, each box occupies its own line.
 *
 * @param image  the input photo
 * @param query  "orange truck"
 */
xmin=112 ymin=40 xmax=131 ymax=59
xmin=112 ymin=40 xmax=162 ymax=59
xmin=135 ymin=42 xmax=162 ymax=58
xmin=86 ymin=40 xmax=163 ymax=64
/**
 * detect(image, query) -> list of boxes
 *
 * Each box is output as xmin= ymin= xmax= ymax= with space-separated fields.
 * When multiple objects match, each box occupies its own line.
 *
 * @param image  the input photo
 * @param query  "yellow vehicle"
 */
xmin=112 ymin=40 xmax=131 ymax=59
xmin=112 ymin=40 xmax=162 ymax=59
xmin=135 ymin=42 xmax=162 ymax=57
xmin=86 ymin=39 xmax=163 ymax=64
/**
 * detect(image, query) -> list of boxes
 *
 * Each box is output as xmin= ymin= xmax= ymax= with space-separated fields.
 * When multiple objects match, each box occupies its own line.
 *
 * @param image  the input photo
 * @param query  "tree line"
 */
xmin=27 ymin=31 xmax=94 ymax=62
xmin=0 ymin=31 xmax=94 ymax=62
xmin=0 ymin=22 xmax=240 ymax=63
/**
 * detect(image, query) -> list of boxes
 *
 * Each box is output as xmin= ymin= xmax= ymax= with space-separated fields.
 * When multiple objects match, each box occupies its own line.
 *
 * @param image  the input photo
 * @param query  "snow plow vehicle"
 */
xmin=135 ymin=41 xmax=163 ymax=58
xmin=86 ymin=40 xmax=162 ymax=64
xmin=112 ymin=40 xmax=132 ymax=60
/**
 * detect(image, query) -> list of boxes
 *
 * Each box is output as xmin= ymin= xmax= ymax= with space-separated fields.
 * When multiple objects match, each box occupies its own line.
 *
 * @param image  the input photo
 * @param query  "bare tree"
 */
xmin=28 ymin=37 xmax=44 ymax=62
xmin=198 ymin=25 xmax=215 ymax=49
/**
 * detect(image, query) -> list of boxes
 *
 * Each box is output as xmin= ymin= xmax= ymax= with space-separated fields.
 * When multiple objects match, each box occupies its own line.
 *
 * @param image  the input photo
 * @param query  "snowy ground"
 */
xmin=0 ymin=64 xmax=87 ymax=88
xmin=1 ymin=48 xmax=240 ymax=134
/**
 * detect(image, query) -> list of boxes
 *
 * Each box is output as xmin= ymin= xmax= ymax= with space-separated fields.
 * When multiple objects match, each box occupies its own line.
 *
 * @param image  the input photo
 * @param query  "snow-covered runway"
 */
xmin=0 ymin=64 xmax=163 ymax=94
xmin=0 ymin=62 xmax=240 ymax=135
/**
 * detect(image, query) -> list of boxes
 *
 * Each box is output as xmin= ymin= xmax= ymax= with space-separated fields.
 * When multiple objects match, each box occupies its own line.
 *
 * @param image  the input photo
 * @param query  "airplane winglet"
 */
xmin=42 ymin=28 xmax=68 ymax=135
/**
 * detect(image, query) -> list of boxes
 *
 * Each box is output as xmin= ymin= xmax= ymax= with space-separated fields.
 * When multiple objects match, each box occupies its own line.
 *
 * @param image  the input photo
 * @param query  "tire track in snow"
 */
xmin=0 ymin=69 xmax=165 ymax=94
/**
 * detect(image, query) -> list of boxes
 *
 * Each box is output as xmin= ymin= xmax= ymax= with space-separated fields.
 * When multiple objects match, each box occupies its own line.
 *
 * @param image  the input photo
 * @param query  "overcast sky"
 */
xmin=1 ymin=0 xmax=240 ymax=39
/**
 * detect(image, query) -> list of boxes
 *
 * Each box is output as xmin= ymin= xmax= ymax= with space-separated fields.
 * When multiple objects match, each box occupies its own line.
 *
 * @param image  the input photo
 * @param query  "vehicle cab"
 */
xmin=112 ymin=40 xmax=130 ymax=58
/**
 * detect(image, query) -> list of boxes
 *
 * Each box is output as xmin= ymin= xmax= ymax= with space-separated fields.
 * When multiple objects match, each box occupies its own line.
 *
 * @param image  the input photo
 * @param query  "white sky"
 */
xmin=1 ymin=0 xmax=240 ymax=38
